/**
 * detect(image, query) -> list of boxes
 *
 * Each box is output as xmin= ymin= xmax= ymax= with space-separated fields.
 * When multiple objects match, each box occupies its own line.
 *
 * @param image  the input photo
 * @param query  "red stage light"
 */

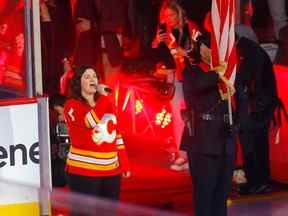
xmin=155 ymin=108 xmax=172 ymax=128
xmin=135 ymin=99 xmax=143 ymax=114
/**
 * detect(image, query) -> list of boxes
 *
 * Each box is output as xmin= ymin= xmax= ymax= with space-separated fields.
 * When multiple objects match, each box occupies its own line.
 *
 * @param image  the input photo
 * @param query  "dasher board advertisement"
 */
xmin=0 ymin=99 xmax=40 ymax=208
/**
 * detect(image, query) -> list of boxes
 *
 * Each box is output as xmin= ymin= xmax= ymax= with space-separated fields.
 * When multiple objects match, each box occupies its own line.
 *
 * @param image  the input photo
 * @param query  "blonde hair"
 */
xmin=159 ymin=0 xmax=187 ymax=28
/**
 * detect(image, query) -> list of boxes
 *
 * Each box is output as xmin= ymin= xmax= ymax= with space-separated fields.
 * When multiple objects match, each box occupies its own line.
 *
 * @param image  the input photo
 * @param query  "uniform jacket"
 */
xmin=64 ymin=96 xmax=129 ymax=177
xmin=180 ymin=64 xmax=232 ymax=155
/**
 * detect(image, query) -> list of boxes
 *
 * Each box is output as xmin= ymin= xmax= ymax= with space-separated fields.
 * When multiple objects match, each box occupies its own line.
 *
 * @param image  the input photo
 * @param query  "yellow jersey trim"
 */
xmin=67 ymin=159 xmax=119 ymax=171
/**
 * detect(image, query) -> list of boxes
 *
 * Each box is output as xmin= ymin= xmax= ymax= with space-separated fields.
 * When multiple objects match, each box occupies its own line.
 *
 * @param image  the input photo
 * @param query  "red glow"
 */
xmin=155 ymin=108 xmax=172 ymax=128
xmin=110 ymin=72 xmax=174 ymax=144
xmin=270 ymin=65 xmax=288 ymax=183
xmin=135 ymin=99 xmax=143 ymax=114
xmin=0 ymin=0 xmax=26 ymax=92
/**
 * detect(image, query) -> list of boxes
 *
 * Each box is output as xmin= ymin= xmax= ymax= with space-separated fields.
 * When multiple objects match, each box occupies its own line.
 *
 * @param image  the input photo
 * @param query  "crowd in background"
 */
xmin=39 ymin=0 xmax=288 ymax=96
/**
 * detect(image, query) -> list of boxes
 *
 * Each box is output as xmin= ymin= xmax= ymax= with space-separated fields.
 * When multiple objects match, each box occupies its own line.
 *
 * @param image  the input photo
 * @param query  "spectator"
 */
xmin=266 ymin=0 xmax=288 ymax=40
xmin=49 ymin=94 xmax=68 ymax=187
xmin=74 ymin=0 xmax=129 ymax=85
xmin=0 ymin=0 xmax=25 ymax=91
xmin=235 ymin=0 xmax=259 ymax=43
xmin=40 ymin=0 xmax=75 ymax=95
xmin=152 ymin=0 xmax=200 ymax=171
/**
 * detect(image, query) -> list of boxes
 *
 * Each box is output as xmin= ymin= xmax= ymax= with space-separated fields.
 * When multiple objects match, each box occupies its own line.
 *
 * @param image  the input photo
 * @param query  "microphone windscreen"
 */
xmin=104 ymin=87 xmax=113 ymax=93
xmin=97 ymin=84 xmax=113 ymax=95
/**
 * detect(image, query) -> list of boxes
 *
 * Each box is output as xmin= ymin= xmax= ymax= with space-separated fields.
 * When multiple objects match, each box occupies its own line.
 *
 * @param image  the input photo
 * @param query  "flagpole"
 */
xmin=218 ymin=74 xmax=234 ymax=126
xmin=227 ymin=88 xmax=233 ymax=126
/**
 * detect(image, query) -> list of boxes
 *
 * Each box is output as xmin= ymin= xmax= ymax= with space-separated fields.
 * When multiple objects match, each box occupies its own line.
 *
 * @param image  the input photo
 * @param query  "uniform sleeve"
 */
xmin=115 ymin=134 xmax=130 ymax=172
xmin=64 ymin=100 xmax=82 ymax=127
xmin=183 ymin=65 xmax=219 ymax=96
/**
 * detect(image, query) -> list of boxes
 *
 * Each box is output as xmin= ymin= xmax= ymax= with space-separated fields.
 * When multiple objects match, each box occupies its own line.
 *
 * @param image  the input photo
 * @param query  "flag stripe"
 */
xmin=211 ymin=0 xmax=237 ymax=96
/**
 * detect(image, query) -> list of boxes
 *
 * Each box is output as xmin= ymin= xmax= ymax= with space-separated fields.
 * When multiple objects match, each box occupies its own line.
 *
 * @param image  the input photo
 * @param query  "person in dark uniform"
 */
xmin=235 ymin=36 xmax=278 ymax=195
xmin=180 ymin=36 xmax=236 ymax=216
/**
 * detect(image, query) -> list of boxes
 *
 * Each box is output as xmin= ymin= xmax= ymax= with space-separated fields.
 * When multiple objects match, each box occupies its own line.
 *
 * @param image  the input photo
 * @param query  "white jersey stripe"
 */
xmin=86 ymin=112 xmax=98 ymax=128
xmin=68 ymin=152 xmax=118 ymax=165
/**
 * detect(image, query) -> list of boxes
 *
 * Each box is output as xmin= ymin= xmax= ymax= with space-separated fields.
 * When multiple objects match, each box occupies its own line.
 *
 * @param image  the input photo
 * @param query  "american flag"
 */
xmin=211 ymin=0 xmax=237 ymax=99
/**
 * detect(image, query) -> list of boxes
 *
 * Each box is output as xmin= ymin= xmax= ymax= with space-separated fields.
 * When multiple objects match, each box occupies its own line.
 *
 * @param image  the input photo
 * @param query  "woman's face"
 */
xmin=163 ymin=8 xmax=179 ymax=28
xmin=81 ymin=68 xmax=98 ymax=96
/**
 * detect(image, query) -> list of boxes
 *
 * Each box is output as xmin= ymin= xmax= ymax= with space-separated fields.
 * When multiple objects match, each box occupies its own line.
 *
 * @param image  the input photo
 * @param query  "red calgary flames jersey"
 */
xmin=64 ymin=96 xmax=129 ymax=177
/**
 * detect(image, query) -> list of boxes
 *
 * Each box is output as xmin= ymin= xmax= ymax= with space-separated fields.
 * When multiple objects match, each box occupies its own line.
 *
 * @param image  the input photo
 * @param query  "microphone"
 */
xmin=96 ymin=84 xmax=113 ymax=96
xmin=104 ymin=87 xmax=113 ymax=93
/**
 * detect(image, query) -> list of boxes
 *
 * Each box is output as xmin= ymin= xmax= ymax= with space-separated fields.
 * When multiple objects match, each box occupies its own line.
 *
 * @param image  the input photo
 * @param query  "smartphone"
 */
xmin=159 ymin=23 xmax=167 ymax=34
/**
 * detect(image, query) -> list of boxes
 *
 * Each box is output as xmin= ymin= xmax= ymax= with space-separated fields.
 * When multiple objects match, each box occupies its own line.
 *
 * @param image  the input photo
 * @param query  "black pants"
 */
xmin=239 ymin=123 xmax=270 ymax=186
xmin=67 ymin=174 xmax=121 ymax=215
xmin=187 ymin=152 xmax=234 ymax=216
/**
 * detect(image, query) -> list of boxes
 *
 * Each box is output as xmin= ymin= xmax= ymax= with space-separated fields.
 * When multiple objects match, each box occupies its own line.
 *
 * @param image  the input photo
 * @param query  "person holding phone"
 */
xmin=152 ymin=0 xmax=200 ymax=171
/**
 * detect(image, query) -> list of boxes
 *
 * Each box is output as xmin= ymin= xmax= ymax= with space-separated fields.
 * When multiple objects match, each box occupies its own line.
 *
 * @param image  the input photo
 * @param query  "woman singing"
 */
xmin=64 ymin=65 xmax=130 ymax=204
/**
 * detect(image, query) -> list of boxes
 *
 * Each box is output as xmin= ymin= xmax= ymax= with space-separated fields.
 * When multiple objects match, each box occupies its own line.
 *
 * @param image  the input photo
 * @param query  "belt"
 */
xmin=199 ymin=113 xmax=230 ymax=123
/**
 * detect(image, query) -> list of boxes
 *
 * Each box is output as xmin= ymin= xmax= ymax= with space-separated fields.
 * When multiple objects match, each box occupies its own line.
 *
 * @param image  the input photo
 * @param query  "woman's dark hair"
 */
xmin=69 ymin=65 xmax=100 ymax=102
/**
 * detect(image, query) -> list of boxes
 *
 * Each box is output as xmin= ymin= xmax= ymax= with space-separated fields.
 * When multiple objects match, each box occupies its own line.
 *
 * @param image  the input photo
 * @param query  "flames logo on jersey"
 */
xmin=85 ymin=112 xmax=117 ymax=145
